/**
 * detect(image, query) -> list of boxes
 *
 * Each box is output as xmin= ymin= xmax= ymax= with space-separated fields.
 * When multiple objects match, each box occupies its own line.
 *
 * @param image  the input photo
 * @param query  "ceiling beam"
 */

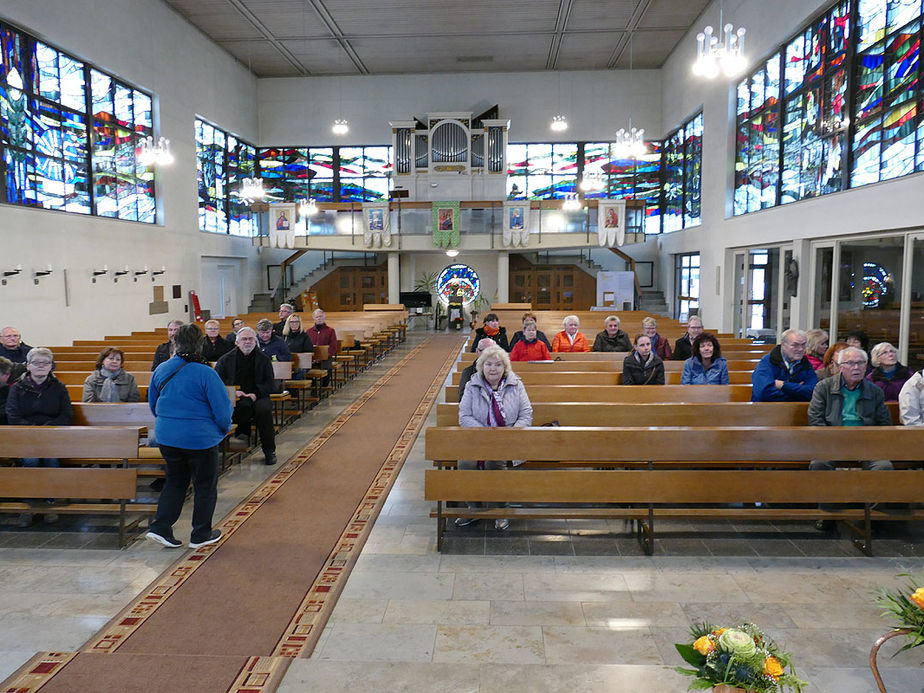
xmin=545 ymin=0 xmax=574 ymax=70
xmin=224 ymin=0 xmax=311 ymax=75
xmin=606 ymin=0 xmax=653 ymax=69
xmin=305 ymin=0 xmax=370 ymax=75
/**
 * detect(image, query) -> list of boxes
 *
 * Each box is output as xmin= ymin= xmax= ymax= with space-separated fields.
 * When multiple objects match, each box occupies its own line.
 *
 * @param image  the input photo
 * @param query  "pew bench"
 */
xmin=425 ymin=426 xmax=924 ymax=556
xmin=0 ymin=426 xmax=156 ymax=547
xmin=444 ymin=384 xmax=755 ymax=403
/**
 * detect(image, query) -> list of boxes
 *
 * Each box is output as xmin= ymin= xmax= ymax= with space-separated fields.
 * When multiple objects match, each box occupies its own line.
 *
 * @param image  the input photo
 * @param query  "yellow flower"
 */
xmin=763 ymin=656 xmax=784 ymax=678
xmin=712 ymin=627 xmax=727 ymax=637
xmin=910 ymin=587 xmax=924 ymax=610
xmin=693 ymin=636 xmax=715 ymax=655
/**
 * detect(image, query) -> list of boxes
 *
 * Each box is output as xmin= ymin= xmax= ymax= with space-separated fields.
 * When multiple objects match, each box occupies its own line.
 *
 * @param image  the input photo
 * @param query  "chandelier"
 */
xmin=298 ymin=197 xmax=318 ymax=217
xmin=332 ymin=118 xmax=349 ymax=135
xmin=579 ymin=172 xmax=605 ymax=193
xmin=562 ymin=193 xmax=581 ymax=211
xmin=550 ymin=114 xmax=568 ymax=132
xmin=612 ymin=126 xmax=647 ymax=159
xmin=240 ymin=177 xmax=265 ymax=203
xmin=693 ymin=22 xmax=747 ymax=78
xmin=137 ymin=136 xmax=174 ymax=167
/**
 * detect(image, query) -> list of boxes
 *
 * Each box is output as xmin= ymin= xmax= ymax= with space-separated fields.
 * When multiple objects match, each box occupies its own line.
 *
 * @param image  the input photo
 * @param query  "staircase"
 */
xmin=638 ymin=290 xmax=670 ymax=317
xmin=529 ymin=252 xmax=604 ymax=278
xmin=247 ymin=292 xmax=275 ymax=313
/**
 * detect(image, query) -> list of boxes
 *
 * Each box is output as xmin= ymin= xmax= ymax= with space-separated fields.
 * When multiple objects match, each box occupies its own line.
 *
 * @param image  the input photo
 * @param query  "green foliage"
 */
xmin=873 ymin=569 xmax=924 ymax=657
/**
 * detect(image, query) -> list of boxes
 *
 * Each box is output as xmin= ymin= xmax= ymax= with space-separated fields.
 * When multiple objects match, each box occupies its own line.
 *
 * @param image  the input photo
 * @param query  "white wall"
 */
xmin=656 ymin=0 xmax=924 ymax=331
xmin=0 ymin=0 xmax=262 ymax=345
xmin=258 ymin=70 xmax=662 ymax=145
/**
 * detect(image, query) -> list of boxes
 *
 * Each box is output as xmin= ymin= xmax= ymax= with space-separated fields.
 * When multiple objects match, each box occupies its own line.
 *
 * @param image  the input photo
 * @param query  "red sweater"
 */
xmin=510 ymin=339 xmax=551 ymax=362
xmin=307 ymin=324 xmax=338 ymax=356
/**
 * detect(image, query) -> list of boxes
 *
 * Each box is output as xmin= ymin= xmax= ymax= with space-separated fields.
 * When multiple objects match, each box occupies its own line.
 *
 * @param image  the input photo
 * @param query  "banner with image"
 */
xmin=362 ymin=202 xmax=391 ymax=248
xmin=597 ymin=199 xmax=626 ymax=247
xmin=432 ymin=201 xmax=460 ymax=248
xmin=503 ymin=201 xmax=531 ymax=247
xmin=268 ymin=203 xmax=297 ymax=249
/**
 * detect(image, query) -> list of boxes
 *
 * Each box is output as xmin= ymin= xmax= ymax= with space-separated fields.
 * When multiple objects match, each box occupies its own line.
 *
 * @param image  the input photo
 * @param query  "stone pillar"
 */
xmin=387 ymin=252 xmax=400 ymax=304
xmin=401 ymin=253 xmax=416 ymax=292
xmin=496 ymin=252 xmax=509 ymax=304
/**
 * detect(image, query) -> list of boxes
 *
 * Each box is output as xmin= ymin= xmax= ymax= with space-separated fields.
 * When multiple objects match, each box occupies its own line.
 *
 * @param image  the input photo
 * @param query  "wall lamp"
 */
xmin=3 ymin=265 xmax=22 ymax=278
xmin=151 ymin=267 xmax=166 ymax=277
xmin=33 ymin=265 xmax=53 ymax=284
xmin=113 ymin=267 xmax=129 ymax=282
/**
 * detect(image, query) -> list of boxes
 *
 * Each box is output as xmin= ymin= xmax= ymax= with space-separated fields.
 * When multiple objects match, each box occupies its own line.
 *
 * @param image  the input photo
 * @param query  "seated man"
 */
xmin=256 ymin=319 xmax=292 ymax=362
xmin=307 ymin=309 xmax=338 ymax=358
xmin=0 ymin=326 xmax=32 ymax=363
xmin=273 ymin=304 xmax=294 ymax=336
xmin=459 ymin=338 xmax=495 ymax=400
xmin=152 ymin=320 xmax=183 ymax=371
xmin=672 ymin=315 xmax=704 ymax=361
xmin=750 ymin=328 xmax=817 ymax=402
xmin=808 ymin=345 xmax=894 ymax=530
xmin=226 ymin=318 xmax=245 ymax=345
xmin=215 ymin=328 xmax=277 ymax=466
xmin=200 ymin=319 xmax=233 ymax=362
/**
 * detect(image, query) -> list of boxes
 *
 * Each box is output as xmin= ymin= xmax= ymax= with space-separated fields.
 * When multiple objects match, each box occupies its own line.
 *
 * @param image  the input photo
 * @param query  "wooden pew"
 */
xmin=425 ymin=426 xmax=924 ymax=555
xmin=436 ymin=401 xmax=902 ymax=427
xmin=455 ymin=359 xmax=761 ymax=373
xmin=0 ymin=426 xmax=155 ymax=546
xmin=450 ymin=370 xmax=755 ymax=386
xmin=444 ymin=384 xmax=755 ymax=403
xmin=459 ymin=349 xmax=769 ymax=362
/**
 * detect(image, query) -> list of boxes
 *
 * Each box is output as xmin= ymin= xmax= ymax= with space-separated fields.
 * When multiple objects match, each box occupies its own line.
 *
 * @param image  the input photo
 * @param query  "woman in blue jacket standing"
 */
xmin=147 ymin=324 xmax=233 ymax=549
xmin=681 ymin=333 xmax=729 ymax=385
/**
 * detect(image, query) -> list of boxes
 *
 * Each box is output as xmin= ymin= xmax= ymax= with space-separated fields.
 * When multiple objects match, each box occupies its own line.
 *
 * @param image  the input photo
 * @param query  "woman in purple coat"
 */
xmin=866 ymin=342 xmax=911 ymax=402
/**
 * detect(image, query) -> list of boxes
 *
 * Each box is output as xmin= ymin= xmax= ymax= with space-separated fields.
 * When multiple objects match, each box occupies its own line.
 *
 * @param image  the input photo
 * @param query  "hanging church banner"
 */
xmin=432 ymin=201 xmax=460 ymax=248
xmin=502 ymin=201 xmax=530 ymax=247
xmin=362 ymin=202 xmax=391 ymax=248
xmin=268 ymin=203 xmax=297 ymax=249
xmin=597 ymin=199 xmax=626 ymax=247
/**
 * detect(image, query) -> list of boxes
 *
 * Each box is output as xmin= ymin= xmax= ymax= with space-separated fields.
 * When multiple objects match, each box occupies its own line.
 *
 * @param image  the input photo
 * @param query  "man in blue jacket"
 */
xmin=750 ymin=328 xmax=817 ymax=402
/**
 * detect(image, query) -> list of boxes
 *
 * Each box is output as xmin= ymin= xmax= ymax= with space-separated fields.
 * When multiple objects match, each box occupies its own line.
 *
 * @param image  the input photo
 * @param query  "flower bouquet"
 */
xmin=674 ymin=622 xmax=807 ymax=692
xmin=870 ymin=570 xmax=924 ymax=692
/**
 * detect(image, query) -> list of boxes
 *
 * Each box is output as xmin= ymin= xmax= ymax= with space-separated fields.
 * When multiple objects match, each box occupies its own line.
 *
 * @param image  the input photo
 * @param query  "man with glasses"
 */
xmin=808 ymin=345 xmax=894 ymax=530
xmin=226 ymin=318 xmax=246 ymax=345
xmin=751 ymin=328 xmax=818 ymax=402
xmin=0 ymin=326 xmax=32 ymax=363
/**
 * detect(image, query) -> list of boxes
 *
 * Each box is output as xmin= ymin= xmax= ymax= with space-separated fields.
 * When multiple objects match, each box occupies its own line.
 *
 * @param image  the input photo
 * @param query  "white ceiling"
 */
xmin=162 ymin=0 xmax=710 ymax=77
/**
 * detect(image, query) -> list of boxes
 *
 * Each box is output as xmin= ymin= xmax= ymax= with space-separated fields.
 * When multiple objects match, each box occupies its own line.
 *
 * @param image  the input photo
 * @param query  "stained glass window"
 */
xmin=257 ymin=145 xmax=390 ymax=203
xmin=503 ymin=142 xmax=576 ymax=199
xmin=736 ymin=54 xmax=782 ymax=214
xmin=196 ymin=118 xmax=256 ymax=236
xmin=436 ymin=264 xmax=480 ymax=305
xmin=0 ymin=21 xmax=155 ymax=222
xmin=852 ymin=0 xmax=923 ymax=186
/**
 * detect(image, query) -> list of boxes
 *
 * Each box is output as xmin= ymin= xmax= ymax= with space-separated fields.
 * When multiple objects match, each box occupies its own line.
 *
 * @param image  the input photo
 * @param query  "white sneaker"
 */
xmin=454 ymin=517 xmax=477 ymax=527
xmin=494 ymin=518 xmax=509 ymax=531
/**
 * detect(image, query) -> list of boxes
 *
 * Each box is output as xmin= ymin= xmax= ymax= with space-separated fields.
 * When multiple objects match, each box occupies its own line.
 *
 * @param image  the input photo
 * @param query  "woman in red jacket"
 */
xmin=510 ymin=321 xmax=552 ymax=361
xmin=551 ymin=315 xmax=590 ymax=353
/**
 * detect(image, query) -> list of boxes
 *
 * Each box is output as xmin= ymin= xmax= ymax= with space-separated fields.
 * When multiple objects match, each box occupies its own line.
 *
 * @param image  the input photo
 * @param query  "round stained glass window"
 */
xmin=436 ymin=264 xmax=480 ymax=305
xmin=861 ymin=262 xmax=891 ymax=309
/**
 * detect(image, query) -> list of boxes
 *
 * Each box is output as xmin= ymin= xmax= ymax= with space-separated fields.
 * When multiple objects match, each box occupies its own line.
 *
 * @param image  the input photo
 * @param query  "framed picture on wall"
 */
xmin=268 ymin=203 xmax=297 ymax=248
xmin=597 ymin=199 xmax=626 ymax=247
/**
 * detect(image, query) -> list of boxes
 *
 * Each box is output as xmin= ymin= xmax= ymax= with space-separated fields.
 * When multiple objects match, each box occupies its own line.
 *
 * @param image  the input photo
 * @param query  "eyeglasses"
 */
xmin=30 ymin=361 xmax=53 ymax=367
xmin=840 ymin=361 xmax=866 ymax=368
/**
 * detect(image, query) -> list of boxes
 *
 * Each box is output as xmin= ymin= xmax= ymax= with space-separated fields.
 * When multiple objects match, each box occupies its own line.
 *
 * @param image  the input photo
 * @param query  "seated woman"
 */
xmin=508 ymin=312 xmax=551 ymax=351
xmin=622 ymin=334 xmax=665 ymax=385
xmin=593 ymin=315 xmax=633 ymax=352
xmin=199 ymin=319 xmax=232 ymax=362
xmin=820 ymin=341 xmax=849 ymax=380
xmin=283 ymin=313 xmax=314 ymax=353
xmin=805 ymin=329 xmax=829 ymax=375
xmin=6 ymin=347 xmax=72 ymax=527
xmin=551 ymin=315 xmax=590 ymax=353
xmin=82 ymin=347 xmax=141 ymax=402
xmin=509 ymin=320 xmax=551 ymax=362
xmin=471 ymin=313 xmax=509 ymax=352
xmin=641 ymin=316 xmax=672 ymax=361
xmin=456 ymin=345 xmax=533 ymax=531
xmin=898 ymin=365 xmax=924 ymax=425
xmin=680 ymin=333 xmax=729 ymax=385
xmin=866 ymin=342 xmax=911 ymax=401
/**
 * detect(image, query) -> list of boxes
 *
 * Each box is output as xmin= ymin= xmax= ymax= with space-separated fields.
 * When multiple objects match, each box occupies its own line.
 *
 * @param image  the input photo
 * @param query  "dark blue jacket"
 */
xmin=258 ymin=334 xmax=292 ymax=362
xmin=6 ymin=374 xmax=72 ymax=425
xmin=149 ymin=356 xmax=232 ymax=450
xmin=0 ymin=342 xmax=32 ymax=363
xmin=751 ymin=345 xmax=817 ymax=402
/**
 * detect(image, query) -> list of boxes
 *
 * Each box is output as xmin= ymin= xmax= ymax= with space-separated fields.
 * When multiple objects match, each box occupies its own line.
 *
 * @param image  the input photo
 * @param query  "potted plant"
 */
xmin=870 ymin=570 xmax=924 ymax=692
xmin=674 ymin=622 xmax=807 ymax=692
xmin=414 ymin=271 xmax=442 ymax=328
xmin=469 ymin=293 xmax=489 ymax=329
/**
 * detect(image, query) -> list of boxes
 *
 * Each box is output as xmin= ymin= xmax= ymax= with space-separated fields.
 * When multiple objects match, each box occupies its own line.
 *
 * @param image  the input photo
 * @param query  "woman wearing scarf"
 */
xmin=866 ymin=342 xmax=911 ymax=401
xmin=640 ymin=316 xmax=672 ymax=361
xmin=456 ymin=346 xmax=533 ymax=531
xmin=622 ymin=333 xmax=665 ymax=385
xmin=146 ymin=324 xmax=233 ymax=549
xmin=82 ymin=347 xmax=141 ymax=402
xmin=471 ymin=313 xmax=509 ymax=352
xmin=551 ymin=314 xmax=590 ymax=353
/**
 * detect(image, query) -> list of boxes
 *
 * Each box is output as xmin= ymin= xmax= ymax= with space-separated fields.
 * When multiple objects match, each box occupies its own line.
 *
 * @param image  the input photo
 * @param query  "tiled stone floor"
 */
xmin=1 ymin=330 xmax=922 ymax=692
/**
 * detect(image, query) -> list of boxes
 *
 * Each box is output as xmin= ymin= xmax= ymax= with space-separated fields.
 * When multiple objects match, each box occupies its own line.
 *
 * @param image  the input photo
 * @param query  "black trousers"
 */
xmin=233 ymin=396 xmax=275 ymax=453
xmin=150 ymin=444 xmax=219 ymax=544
